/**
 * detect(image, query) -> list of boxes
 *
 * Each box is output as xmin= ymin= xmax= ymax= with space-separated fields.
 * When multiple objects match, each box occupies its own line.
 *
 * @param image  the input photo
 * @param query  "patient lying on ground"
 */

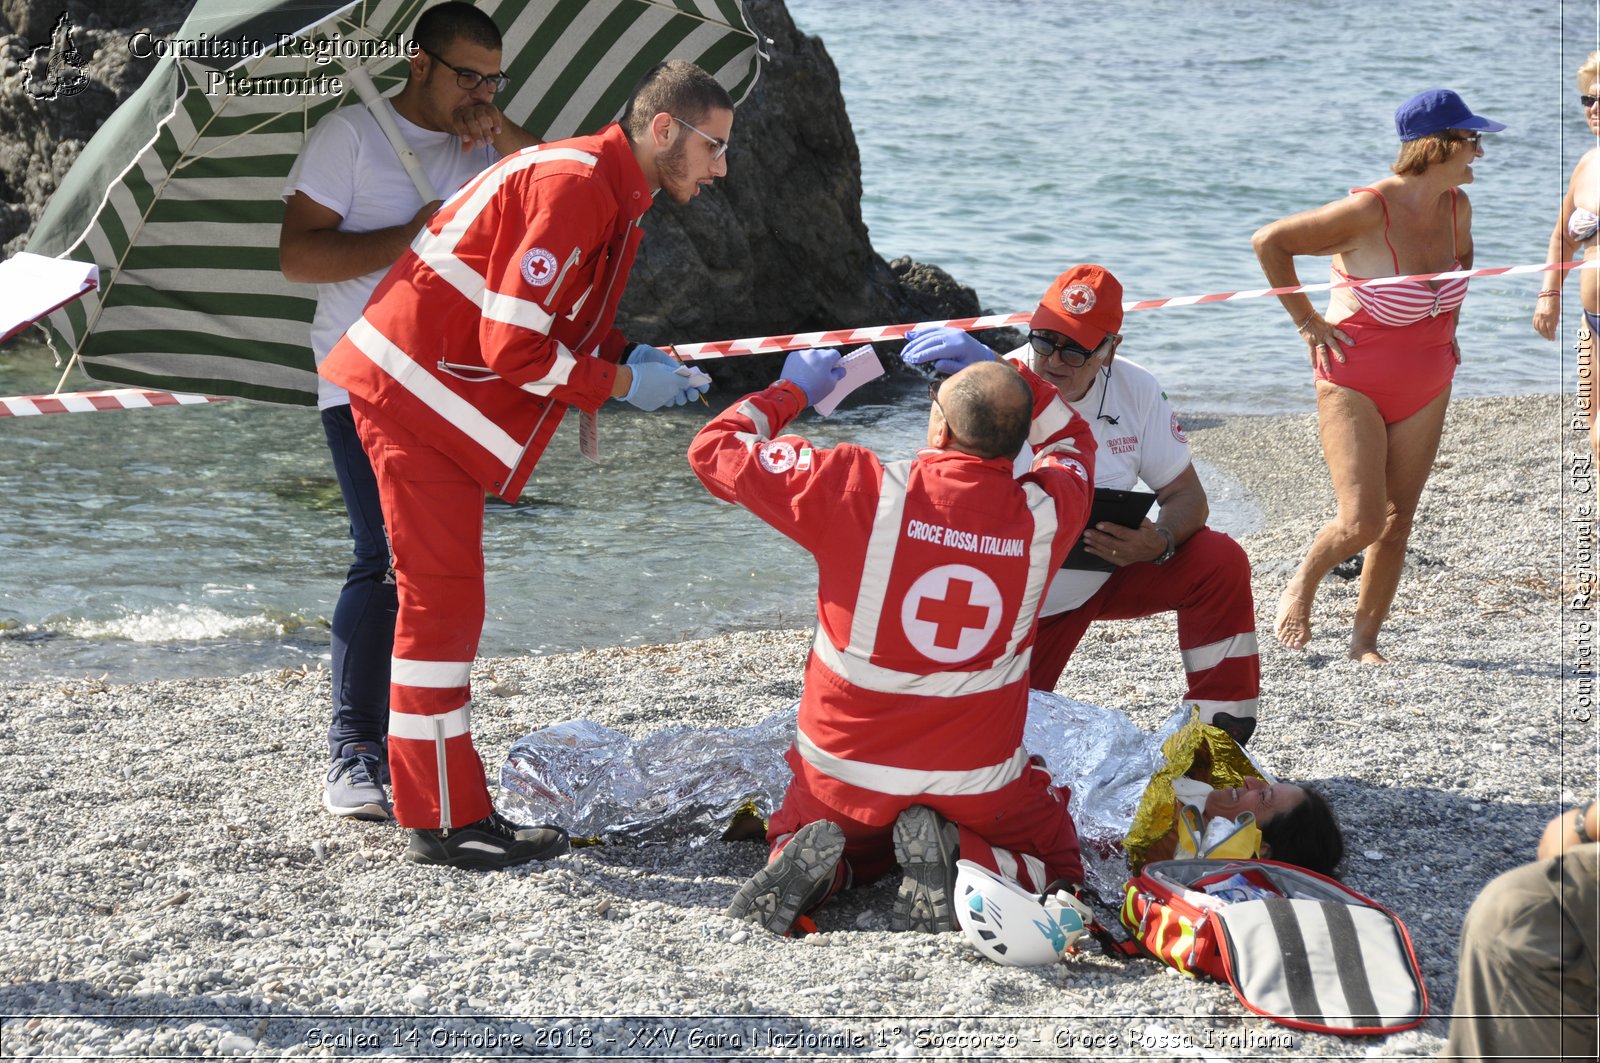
xmin=1124 ymin=714 xmax=1344 ymax=878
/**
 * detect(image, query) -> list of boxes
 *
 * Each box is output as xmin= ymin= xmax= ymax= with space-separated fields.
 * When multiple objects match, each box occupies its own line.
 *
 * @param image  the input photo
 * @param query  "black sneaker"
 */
xmin=725 ymin=819 xmax=845 ymax=935
xmin=405 ymin=812 xmax=570 ymax=870
xmin=891 ymin=805 xmax=960 ymax=932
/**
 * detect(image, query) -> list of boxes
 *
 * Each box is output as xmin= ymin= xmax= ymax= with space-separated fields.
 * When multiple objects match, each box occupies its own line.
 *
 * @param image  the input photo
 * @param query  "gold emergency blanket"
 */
xmin=1122 ymin=712 xmax=1265 ymax=871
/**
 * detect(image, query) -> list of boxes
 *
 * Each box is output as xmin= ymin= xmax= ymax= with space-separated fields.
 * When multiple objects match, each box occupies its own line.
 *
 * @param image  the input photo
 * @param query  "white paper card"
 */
xmin=578 ymin=409 xmax=600 ymax=463
xmin=0 ymin=253 xmax=98 ymax=343
xmin=813 ymin=345 xmax=884 ymax=417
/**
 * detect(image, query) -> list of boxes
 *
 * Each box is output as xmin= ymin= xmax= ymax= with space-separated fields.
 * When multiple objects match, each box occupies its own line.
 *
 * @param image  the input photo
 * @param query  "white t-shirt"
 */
xmin=1009 ymin=352 xmax=1193 ymax=615
xmin=282 ymin=101 xmax=499 ymax=408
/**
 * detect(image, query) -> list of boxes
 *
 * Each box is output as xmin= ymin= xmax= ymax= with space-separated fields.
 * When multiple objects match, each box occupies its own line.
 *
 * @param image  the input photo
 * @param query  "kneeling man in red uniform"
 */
xmin=688 ymin=350 xmax=1097 ymax=935
xmin=902 ymin=265 xmax=1260 ymax=745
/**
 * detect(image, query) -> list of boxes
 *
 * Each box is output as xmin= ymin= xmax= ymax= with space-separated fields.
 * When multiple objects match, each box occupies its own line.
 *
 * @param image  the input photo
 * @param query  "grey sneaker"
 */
xmin=891 ymin=805 xmax=961 ymax=932
xmin=405 ymin=812 xmax=570 ymax=870
xmin=725 ymin=819 xmax=845 ymax=936
xmin=322 ymin=741 xmax=392 ymax=821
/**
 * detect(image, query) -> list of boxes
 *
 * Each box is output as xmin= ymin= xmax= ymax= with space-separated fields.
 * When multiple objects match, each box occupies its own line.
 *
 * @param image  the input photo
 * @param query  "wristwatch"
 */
xmin=1152 ymin=526 xmax=1176 ymax=566
xmin=1576 ymin=800 xmax=1595 ymax=844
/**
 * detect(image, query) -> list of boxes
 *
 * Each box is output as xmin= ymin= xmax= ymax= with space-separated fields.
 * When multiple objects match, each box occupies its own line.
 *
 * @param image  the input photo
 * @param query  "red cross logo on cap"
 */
xmin=1060 ymin=283 xmax=1096 ymax=315
xmin=900 ymin=564 xmax=1003 ymax=664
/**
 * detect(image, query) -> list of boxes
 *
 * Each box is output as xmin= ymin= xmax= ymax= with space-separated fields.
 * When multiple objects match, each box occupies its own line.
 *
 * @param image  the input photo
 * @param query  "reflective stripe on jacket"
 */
xmin=687 ymin=368 xmax=1098 ymax=823
xmin=322 ymin=123 xmax=652 ymax=500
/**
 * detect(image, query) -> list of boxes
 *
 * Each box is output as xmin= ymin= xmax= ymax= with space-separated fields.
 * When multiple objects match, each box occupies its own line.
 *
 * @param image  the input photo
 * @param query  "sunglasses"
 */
xmin=672 ymin=115 xmax=730 ymax=161
xmin=1442 ymin=131 xmax=1483 ymax=148
xmin=420 ymin=46 xmax=509 ymax=93
xmin=1028 ymin=329 xmax=1100 ymax=367
xmin=1584 ymin=95 xmax=1600 ymax=109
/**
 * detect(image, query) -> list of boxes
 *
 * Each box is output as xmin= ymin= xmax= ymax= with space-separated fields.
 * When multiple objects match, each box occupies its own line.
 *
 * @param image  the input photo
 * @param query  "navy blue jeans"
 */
xmin=320 ymin=403 xmax=397 ymax=758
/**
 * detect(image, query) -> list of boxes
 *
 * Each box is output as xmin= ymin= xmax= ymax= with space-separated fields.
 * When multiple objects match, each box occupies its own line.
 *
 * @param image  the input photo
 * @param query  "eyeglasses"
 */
xmin=1583 ymin=95 xmax=1600 ymax=109
xmin=927 ymin=378 xmax=958 ymax=435
xmin=672 ymin=115 xmax=730 ymax=161
xmin=420 ymin=47 xmax=509 ymax=93
xmin=1442 ymin=131 xmax=1483 ymax=148
xmin=1028 ymin=330 xmax=1102 ymax=367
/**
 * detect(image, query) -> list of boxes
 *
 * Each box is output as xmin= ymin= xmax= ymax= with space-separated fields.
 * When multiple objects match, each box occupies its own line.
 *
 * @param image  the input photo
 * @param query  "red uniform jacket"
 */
xmin=688 ymin=368 xmax=1097 ymax=823
xmin=321 ymin=122 xmax=652 ymax=500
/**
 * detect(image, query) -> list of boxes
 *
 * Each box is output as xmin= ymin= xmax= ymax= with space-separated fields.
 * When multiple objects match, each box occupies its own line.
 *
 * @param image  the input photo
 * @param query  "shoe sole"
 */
xmin=402 ymin=848 xmax=553 ymax=870
xmin=892 ymin=806 xmax=957 ymax=933
xmin=725 ymin=820 xmax=844 ymax=935
xmin=322 ymin=791 xmax=392 ymax=822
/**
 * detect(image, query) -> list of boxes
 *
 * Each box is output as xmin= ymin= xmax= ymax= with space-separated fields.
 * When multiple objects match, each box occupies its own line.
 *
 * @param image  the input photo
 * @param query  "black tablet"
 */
xmin=1061 ymin=487 xmax=1157 ymax=571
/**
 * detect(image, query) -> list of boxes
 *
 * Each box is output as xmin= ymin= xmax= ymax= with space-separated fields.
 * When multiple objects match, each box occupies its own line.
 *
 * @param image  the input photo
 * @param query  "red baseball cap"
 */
xmin=1030 ymin=264 xmax=1124 ymax=350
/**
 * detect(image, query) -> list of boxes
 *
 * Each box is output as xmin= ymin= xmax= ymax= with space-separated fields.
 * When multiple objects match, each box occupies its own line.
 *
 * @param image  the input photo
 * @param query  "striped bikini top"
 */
xmin=1332 ymin=187 xmax=1468 ymax=327
xmin=1571 ymin=206 xmax=1600 ymax=243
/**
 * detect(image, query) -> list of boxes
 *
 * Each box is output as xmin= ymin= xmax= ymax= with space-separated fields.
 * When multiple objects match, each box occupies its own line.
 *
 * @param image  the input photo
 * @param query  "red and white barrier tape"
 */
xmin=0 ymin=388 xmax=228 ymax=418
xmin=668 ymin=259 xmax=1597 ymax=361
xmin=3 ymin=259 xmax=1592 ymax=413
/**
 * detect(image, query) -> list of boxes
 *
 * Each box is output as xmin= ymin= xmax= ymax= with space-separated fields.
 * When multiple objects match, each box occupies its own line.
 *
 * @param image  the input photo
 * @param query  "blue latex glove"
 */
xmin=623 ymin=361 xmax=703 ymax=411
xmin=901 ymin=326 xmax=995 ymax=375
xmin=624 ymin=344 xmax=711 ymax=403
xmin=780 ymin=347 xmax=847 ymax=406
xmin=625 ymin=344 xmax=677 ymax=368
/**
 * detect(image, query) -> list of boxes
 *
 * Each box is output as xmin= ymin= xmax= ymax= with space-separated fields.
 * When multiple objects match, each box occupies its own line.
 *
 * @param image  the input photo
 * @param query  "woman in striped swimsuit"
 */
xmin=1533 ymin=52 xmax=1600 ymax=465
xmin=1252 ymin=89 xmax=1504 ymax=663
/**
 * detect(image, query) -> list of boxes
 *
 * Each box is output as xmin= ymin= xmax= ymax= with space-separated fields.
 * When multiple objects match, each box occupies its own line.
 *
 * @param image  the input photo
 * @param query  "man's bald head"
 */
xmin=935 ymin=361 xmax=1033 ymax=460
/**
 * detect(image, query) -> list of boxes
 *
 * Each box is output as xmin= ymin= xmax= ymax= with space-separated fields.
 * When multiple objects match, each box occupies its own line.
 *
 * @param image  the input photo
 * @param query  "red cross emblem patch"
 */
xmin=900 ymin=564 xmax=1002 ymax=664
xmin=1060 ymin=283 xmax=1096 ymax=315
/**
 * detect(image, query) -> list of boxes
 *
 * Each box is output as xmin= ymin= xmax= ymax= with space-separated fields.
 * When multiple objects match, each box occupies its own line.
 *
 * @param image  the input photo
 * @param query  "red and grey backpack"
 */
xmin=1120 ymin=858 xmax=1427 ymax=1035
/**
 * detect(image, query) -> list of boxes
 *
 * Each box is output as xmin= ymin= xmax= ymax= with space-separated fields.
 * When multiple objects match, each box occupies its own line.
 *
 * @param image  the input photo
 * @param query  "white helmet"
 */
xmin=954 ymin=859 xmax=1092 ymax=966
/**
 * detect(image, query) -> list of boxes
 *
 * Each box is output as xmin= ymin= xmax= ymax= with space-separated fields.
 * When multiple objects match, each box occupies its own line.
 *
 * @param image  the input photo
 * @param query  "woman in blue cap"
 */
xmin=1534 ymin=53 xmax=1600 ymax=464
xmin=1251 ymin=89 xmax=1504 ymax=663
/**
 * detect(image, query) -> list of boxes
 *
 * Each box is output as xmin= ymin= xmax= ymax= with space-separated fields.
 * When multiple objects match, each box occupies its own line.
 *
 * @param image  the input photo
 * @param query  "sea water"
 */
xmin=0 ymin=0 xmax=1592 ymax=680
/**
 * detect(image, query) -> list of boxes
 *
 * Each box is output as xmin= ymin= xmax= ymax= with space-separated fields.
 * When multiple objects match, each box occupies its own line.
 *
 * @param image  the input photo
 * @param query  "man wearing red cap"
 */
xmin=902 ymin=264 xmax=1260 ymax=745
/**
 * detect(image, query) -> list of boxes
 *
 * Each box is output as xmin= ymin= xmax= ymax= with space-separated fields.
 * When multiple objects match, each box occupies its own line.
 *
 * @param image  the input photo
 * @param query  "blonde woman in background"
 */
xmin=1533 ymin=52 xmax=1600 ymax=462
xmin=1253 ymin=89 xmax=1504 ymax=663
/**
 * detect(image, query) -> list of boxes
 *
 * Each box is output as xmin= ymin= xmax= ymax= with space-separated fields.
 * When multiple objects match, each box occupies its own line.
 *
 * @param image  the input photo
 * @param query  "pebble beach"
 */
xmin=0 ymin=392 xmax=1587 ymax=1059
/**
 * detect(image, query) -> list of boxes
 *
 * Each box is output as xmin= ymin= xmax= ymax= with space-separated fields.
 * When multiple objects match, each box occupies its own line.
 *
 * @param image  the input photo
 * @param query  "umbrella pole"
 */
xmin=345 ymin=67 xmax=439 ymax=202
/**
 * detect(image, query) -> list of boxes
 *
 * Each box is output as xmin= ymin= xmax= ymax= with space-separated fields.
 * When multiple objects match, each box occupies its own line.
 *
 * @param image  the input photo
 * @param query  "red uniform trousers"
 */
xmin=351 ymin=396 xmax=494 ymax=829
xmin=767 ymin=754 xmax=1082 ymax=901
xmin=1030 ymin=528 xmax=1259 ymax=738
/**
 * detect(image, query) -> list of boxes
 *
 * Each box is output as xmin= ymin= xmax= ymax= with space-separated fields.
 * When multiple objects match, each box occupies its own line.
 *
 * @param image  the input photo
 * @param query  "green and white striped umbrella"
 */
xmin=26 ymin=0 xmax=762 ymax=405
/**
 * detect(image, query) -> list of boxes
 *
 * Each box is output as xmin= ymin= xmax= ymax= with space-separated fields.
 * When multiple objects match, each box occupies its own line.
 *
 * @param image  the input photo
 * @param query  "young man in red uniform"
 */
xmin=280 ymin=1 xmax=540 ymax=825
xmin=320 ymin=60 xmax=729 ymax=870
xmin=689 ymin=350 xmax=1097 ymax=935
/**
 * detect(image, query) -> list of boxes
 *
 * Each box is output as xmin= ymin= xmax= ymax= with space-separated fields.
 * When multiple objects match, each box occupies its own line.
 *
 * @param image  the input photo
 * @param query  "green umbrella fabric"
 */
xmin=26 ymin=0 xmax=763 ymax=405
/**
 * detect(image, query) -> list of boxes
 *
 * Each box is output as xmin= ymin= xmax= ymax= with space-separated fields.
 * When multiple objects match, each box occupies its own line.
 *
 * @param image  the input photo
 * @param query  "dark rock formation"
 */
xmin=1 ymin=0 xmax=993 ymax=394
xmin=1 ymin=4 xmax=166 ymax=257
xmin=618 ymin=0 xmax=981 ymax=391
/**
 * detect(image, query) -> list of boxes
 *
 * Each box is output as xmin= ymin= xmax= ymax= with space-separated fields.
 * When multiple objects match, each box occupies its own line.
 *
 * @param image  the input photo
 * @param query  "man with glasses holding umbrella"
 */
xmin=279 ymin=2 xmax=539 ymax=826
xmin=902 ymin=265 xmax=1260 ymax=746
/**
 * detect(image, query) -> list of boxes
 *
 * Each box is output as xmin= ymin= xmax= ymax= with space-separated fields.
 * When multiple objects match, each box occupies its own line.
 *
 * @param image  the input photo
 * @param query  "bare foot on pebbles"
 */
xmin=1275 ymin=588 xmax=1313 ymax=650
xmin=1350 ymin=642 xmax=1389 ymax=665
